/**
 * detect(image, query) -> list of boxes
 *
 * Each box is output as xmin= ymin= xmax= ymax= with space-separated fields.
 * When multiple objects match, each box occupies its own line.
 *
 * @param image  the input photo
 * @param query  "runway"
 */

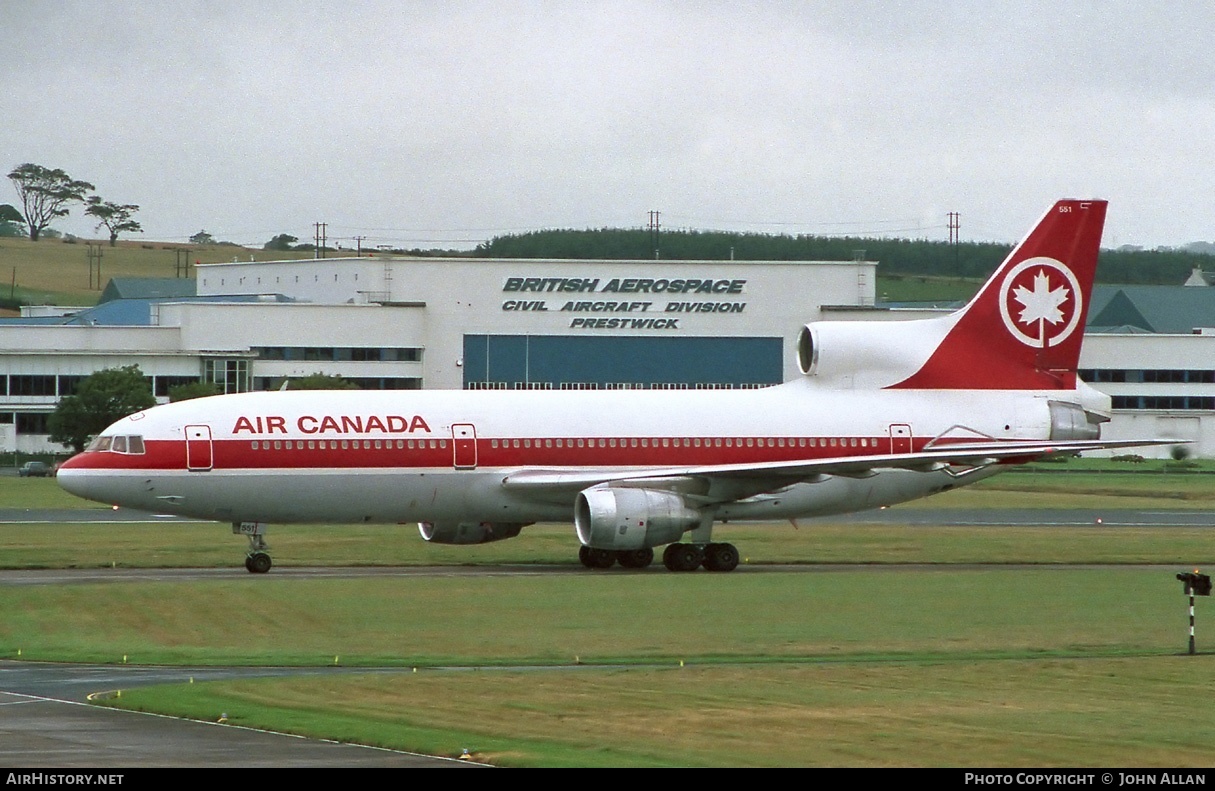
xmin=2 ymin=505 xmax=1212 ymax=527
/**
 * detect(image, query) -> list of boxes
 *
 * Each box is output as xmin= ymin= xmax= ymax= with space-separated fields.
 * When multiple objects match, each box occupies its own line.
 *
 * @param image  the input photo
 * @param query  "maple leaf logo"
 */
xmin=997 ymin=258 xmax=1083 ymax=349
xmin=1012 ymin=270 xmax=1069 ymax=329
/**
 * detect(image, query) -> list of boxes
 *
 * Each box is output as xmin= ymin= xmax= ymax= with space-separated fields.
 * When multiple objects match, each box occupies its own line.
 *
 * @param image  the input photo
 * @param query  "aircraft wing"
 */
xmin=500 ymin=437 xmax=1181 ymax=495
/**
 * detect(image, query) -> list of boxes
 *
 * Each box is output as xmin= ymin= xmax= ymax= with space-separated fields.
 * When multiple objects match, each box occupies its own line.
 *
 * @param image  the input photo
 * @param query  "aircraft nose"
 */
xmin=55 ymin=456 xmax=109 ymax=504
xmin=55 ymin=463 xmax=90 ymax=499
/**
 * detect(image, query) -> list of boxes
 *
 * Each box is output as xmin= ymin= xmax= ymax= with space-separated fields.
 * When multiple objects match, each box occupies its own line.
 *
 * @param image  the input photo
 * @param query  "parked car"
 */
xmin=18 ymin=461 xmax=52 ymax=478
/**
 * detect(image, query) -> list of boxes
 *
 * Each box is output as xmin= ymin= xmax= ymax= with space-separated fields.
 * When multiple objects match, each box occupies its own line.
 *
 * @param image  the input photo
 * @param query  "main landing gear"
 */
xmin=233 ymin=521 xmax=272 ymax=574
xmin=578 ymin=542 xmax=740 ymax=572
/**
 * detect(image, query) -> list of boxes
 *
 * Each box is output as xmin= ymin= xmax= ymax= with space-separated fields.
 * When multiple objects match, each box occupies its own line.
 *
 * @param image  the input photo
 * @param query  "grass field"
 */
xmin=105 ymin=656 xmax=1215 ymax=767
xmin=4 ymin=467 xmax=1215 ymax=765
xmin=8 ymin=569 xmax=1213 ymax=766
xmin=0 ymin=236 xmax=319 ymax=307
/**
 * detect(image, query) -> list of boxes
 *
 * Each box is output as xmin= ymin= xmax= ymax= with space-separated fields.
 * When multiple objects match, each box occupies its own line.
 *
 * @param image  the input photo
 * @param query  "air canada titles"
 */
xmin=502 ymin=276 xmax=746 ymax=330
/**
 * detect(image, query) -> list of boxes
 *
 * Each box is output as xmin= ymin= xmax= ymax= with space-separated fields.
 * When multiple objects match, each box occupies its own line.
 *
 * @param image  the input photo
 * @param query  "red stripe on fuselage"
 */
xmin=60 ymin=435 xmax=933 ymax=472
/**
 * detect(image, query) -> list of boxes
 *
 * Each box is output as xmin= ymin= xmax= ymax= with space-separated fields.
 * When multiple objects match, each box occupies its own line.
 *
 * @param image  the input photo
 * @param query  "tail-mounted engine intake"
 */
xmin=418 ymin=521 xmax=529 ymax=545
xmin=575 ymin=487 xmax=701 ymax=551
xmin=796 ymin=318 xmax=951 ymax=389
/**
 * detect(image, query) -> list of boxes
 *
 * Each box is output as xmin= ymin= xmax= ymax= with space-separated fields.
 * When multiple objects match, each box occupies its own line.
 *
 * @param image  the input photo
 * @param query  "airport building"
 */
xmin=3 ymin=254 xmax=1215 ymax=458
xmin=0 ymin=256 xmax=876 ymax=453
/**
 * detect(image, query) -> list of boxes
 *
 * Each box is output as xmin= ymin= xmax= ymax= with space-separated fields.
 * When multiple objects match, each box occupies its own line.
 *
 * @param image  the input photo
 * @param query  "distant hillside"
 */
xmin=0 ymin=236 xmax=321 ymax=306
xmin=476 ymin=228 xmax=1212 ymax=286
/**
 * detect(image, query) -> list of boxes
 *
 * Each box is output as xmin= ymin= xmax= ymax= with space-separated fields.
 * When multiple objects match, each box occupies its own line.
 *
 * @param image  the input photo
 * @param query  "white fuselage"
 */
xmin=57 ymin=378 xmax=1061 ymax=526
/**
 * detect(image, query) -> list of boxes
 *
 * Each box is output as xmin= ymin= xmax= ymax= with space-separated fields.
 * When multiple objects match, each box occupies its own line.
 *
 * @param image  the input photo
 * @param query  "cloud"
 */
xmin=3 ymin=1 xmax=1213 ymax=248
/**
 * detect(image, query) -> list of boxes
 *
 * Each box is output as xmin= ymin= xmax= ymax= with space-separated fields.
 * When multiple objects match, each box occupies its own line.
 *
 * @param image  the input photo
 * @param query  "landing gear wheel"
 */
xmin=703 ymin=542 xmax=740 ymax=572
xmin=617 ymin=548 xmax=654 ymax=569
xmin=663 ymin=543 xmax=704 ymax=572
xmin=579 ymin=546 xmax=617 ymax=569
xmin=246 ymin=552 xmax=272 ymax=574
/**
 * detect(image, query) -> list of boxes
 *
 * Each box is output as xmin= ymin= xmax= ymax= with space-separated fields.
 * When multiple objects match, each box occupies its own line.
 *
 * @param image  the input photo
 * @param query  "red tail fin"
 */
xmin=891 ymin=199 xmax=1107 ymax=390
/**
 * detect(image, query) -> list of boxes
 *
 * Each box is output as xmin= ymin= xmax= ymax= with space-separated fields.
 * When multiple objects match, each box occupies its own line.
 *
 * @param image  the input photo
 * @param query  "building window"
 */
xmin=15 ymin=413 xmax=50 ymax=434
xmin=154 ymin=376 xmax=204 ymax=397
xmin=203 ymin=359 xmax=251 ymax=394
xmin=346 ymin=378 xmax=422 ymax=390
xmin=57 ymin=375 xmax=86 ymax=397
xmin=10 ymin=376 xmax=57 ymax=396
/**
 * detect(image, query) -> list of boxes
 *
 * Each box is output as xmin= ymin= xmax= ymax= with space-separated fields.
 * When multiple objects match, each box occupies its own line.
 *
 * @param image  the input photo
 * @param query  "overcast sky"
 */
xmin=3 ymin=1 xmax=1212 ymax=251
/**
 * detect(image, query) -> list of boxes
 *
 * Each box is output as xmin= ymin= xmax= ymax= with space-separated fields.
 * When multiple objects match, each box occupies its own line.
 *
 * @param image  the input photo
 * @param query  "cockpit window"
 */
xmin=86 ymin=434 xmax=145 ymax=454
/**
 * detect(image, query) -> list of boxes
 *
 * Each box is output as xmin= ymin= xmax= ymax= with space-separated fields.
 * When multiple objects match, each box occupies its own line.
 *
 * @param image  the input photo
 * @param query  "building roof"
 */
xmin=0 ymin=293 xmax=296 ymax=327
xmin=1087 ymin=285 xmax=1215 ymax=334
xmin=98 ymin=277 xmax=197 ymax=303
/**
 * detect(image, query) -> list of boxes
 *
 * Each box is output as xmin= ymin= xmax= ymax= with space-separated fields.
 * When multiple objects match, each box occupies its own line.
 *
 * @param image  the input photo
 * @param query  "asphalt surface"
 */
xmin=2 ymin=505 xmax=1213 ymax=527
xmin=0 ymin=662 xmax=478 ymax=768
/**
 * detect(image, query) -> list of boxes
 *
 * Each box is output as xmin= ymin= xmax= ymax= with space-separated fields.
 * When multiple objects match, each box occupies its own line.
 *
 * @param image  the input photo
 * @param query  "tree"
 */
xmin=264 ymin=233 xmax=299 ymax=251
xmin=48 ymin=365 xmax=156 ymax=453
xmin=280 ymin=373 xmax=359 ymax=390
xmin=167 ymin=381 xmax=222 ymax=402
xmin=190 ymin=229 xmax=216 ymax=245
xmin=7 ymin=163 xmax=94 ymax=241
xmin=0 ymin=204 xmax=22 ymax=238
xmin=84 ymin=196 xmax=142 ymax=246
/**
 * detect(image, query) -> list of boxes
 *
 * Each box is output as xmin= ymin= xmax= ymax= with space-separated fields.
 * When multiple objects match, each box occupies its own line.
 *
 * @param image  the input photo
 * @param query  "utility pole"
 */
xmin=86 ymin=243 xmax=103 ymax=290
xmin=648 ymin=210 xmax=661 ymax=260
xmin=947 ymin=211 xmax=961 ymax=271
xmin=353 ymin=235 xmax=366 ymax=256
xmin=314 ymin=222 xmax=328 ymax=259
xmin=174 ymin=248 xmax=192 ymax=278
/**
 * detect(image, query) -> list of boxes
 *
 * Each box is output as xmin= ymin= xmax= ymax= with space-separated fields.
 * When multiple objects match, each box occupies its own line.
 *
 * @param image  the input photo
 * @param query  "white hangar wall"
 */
xmin=197 ymin=256 xmax=878 ymax=388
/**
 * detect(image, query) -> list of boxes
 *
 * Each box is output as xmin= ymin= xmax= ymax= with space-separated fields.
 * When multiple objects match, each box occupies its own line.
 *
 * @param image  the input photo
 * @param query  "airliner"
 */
xmin=57 ymin=199 xmax=1168 ymax=573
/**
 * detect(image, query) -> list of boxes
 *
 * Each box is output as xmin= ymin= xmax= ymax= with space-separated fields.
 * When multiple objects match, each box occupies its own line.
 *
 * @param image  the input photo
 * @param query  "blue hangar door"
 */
xmin=462 ymin=335 xmax=783 ymax=389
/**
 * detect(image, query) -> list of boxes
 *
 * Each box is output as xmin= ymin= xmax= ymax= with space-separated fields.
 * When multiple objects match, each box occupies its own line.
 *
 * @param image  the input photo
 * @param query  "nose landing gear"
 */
xmin=233 ymin=522 xmax=273 ymax=574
